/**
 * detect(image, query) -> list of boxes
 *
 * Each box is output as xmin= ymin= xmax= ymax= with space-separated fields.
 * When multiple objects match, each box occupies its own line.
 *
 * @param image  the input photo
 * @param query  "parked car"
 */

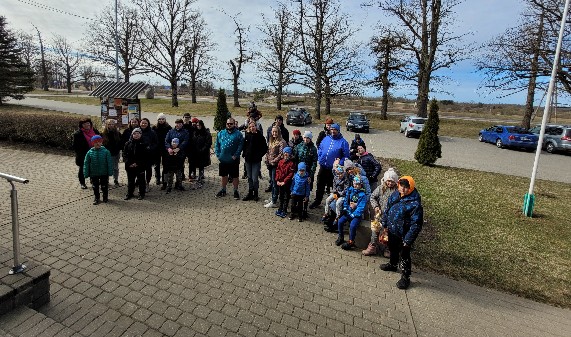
xmin=286 ymin=108 xmax=312 ymax=126
xmin=478 ymin=125 xmax=539 ymax=150
xmin=529 ymin=124 xmax=571 ymax=153
xmin=399 ymin=116 xmax=426 ymax=137
xmin=345 ymin=112 xmax=370 ymax=133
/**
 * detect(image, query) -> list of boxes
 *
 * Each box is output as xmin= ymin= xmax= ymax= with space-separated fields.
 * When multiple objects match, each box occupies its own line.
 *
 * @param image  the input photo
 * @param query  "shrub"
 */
xmin=213 ymin=88 xmax=230 ymax=131
xmin=0 ymin=107 xmax=94 ymax=149
xmin=414 ymin=98 xmax=442 ymax=165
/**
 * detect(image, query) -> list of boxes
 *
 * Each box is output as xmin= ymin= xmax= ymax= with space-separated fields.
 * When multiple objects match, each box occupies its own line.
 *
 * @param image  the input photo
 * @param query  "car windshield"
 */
xmin=351 ymin=115 xmax=366 ymax=121
xmin=411 ymin=119 xmax=425 ymax=124
xmin=289 ymin=110 xmax=303 ymax=116
xmin=506 ymin=127 xmax=532 ymax=134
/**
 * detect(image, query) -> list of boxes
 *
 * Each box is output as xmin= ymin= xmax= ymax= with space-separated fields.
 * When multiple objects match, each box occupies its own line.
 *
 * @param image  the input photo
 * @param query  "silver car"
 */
xmin=399 ymin=116 xmax=427 ymax=138
xmin=529 ymin=124 xmax=571 ymax=153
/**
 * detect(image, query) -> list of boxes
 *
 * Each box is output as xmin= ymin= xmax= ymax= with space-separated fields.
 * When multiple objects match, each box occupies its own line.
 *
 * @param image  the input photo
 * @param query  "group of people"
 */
xmin=73 ymin=108 xmax=423 ymax=290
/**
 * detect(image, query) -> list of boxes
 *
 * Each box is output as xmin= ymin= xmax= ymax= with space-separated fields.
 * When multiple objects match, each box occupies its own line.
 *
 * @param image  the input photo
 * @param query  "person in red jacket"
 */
xmin=274 ymin=147 xmax=295 ymax=218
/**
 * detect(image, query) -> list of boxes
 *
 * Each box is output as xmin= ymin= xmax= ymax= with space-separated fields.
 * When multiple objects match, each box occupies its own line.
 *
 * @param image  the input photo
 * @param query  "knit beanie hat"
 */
xmin=91 ymin=135 xmax=103 ymax=143
xmin=191 ymin=117 xmax=199 ymax=123
xmin=132 ymin=128 xmax=142 ymax=134
xmin=298 ymin=162 xmax=306 ymax=171
xmin=325 ymin=117 xmax=334 ymax=124
xmin=330 ymin=123 xmax=340 ymax=131
xmin=398 ymin=176 xmax=416 ymax=195
xmin=353 ymin=176 xmax=361 ymax=184
xmin=171 ymin=138 xmax=180 ymax=145
xmin=293 ymin=129 xmax=301 ymax=136
xmin=343 ymin=159 xmax=354 ymax=170
xmin=383 ymin=168 xmax=399 ymax=183
xmin=283 ymin=147 xmax=292 ymax=154
xmin=303 ymin=131 xmax=313 ymax=139
xmin=157 ymin=113 xmax=166 ymax=120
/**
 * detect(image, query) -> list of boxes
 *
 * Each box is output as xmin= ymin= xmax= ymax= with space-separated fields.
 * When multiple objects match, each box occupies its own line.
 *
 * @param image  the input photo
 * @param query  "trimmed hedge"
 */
xmin=0 ymin=108 xmax=100 ymax=149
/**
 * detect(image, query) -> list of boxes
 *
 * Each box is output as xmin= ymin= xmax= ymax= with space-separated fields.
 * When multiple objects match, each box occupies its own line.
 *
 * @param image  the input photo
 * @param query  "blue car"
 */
xmin=478 ymin=125 xmax=539 ymax=150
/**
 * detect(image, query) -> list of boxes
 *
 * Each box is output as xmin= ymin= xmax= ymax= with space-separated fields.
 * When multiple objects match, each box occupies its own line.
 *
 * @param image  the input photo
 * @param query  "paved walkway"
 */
xmin=0 ymin=145 xmax=570 ymax=336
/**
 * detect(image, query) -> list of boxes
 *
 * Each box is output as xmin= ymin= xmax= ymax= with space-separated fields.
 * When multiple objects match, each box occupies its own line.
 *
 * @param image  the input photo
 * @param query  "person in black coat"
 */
xmin=101 ymin=119 xmax=122 ymax=186
xmin=192 ymin=120 xmax=213 ymax=183
xmin=242 ymin=121 xmax=269 ymax=201
xmin=152 ymin=113 xmax=172 ymax=185
xmin=121 ymin=118 xmax=140 ymax=149
xmin=72 ymin=118 xmax=100 ymax=189
xmin=139 ymin=118 xmax=158 ymax=190
xmin=122 ymin=128 xmax=149 ymax=200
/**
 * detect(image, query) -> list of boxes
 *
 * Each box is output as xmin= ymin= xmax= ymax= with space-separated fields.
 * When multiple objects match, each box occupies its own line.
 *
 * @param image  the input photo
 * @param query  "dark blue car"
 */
xmin=478 ymin=125 xmax=539 ymax=150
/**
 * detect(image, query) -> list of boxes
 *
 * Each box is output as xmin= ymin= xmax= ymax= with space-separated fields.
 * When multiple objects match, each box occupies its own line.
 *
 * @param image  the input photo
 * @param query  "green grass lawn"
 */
xmin=387 ymin=158 xmax=571 ymax=308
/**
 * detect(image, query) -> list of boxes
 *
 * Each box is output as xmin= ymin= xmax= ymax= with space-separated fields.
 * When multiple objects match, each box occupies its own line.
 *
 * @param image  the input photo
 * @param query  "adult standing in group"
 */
xmin=101 ymin=119 xmax=122 ymax=186
xmin=265 ymin=115 xmax=289 ymax=187
xmin=164 ymin=119 xmax=190 ymax=190
xmin=182 ymin=113 xmax=195 ymax=179
xmin=309 ymin=123 xmax=350 ymax=209
xmin=242 ymin=121 xmax=268 ymax=201
xmin=152 ymin=113 xmax=172 ymax=186
xmin=264 ymin=126 xmax=287 ymax=208
xmin=315 ymin=117 xmax=333 ymax=148
xmin=192 ymin=120 xmax=212 ymax=184
xmin=72 ymin=118 xmax=100 ymax=189
xmin=139 ymin=118 xmax=158 ymax=192
xmin=122 ymin=128 xmax=149 ymax=200
xmin=355 ymin=144 xmax=381 ymax=192
xmin=214 ymin=117 xmax=244 ymax=199
xmin=121 ymin=118 xmax=140 ymax=149
xmin=293 ymin=131 xmax=318 ymax=190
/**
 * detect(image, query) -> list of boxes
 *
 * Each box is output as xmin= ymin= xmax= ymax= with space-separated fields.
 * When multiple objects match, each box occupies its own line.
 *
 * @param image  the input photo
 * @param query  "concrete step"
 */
xmin=0 ymin=306 xmax=78 ymax=337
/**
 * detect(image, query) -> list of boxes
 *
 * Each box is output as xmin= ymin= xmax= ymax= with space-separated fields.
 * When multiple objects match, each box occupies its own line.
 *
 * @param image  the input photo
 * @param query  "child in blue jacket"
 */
xmin=289 ymin=162 xmax=311 ymax=222
xmin=335 ymin=176 xmax=367 ymax=250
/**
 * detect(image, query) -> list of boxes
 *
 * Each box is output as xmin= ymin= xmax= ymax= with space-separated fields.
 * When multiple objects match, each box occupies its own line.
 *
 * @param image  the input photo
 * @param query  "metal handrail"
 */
xmin=0 ymin=172 xmax=29 ymax=275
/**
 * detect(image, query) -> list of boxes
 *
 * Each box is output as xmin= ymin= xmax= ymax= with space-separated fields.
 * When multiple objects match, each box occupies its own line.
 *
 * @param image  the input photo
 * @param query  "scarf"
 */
xmin=82 ymin=128 xmax=96 ymax=147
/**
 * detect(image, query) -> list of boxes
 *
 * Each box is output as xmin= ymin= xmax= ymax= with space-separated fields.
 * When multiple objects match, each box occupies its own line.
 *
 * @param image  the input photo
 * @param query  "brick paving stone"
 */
xmin=146 ymin=313 xmax=167 ymax=330
xmin=159 ymin=319 xmax=181 ymax=337
xmin=191 ymin=318 xmax=211 ymax=335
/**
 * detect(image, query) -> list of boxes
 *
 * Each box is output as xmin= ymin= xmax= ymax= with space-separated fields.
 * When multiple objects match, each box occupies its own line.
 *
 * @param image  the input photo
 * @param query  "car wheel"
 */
xmin=496 ymin=138 xmax=503 ymax=148
xmin=478 ymin=134 xmax=484 ymax=142
xmin=546 ymin=142 xmax=555 ymax=153
xmin=404 ymin=129 xmax=410 ymax=138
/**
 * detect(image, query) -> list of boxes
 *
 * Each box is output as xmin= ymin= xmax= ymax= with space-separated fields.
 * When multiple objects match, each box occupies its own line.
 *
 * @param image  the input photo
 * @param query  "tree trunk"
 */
xmin=277 ymin=72 xmax=283 ymax=111
xmin=314 ymin=76 xmax=322 ymax=120
xmin=522 ymin=10 xmax=544 ymax=129
xmin=171 ymin=80 xmax=179 ymax=107
xmin=66 ymin=69 xmax=72 ymax=93
xmin=324 ymin=81 xmax=331 ymax=116
xmin=124 ymin=70 xmax=130 ymax=83
xmin=190 ymin=73 xmax=197 ymax=103
xmin=416 ymin=71 xmax=429 ymax=118
xmin=233 ymin=77 xmax=240 ymax=107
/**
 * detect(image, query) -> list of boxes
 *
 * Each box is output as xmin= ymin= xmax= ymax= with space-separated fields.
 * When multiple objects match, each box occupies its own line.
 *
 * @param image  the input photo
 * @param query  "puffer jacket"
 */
xmin=370 ymin=179 xmax=398 ymax=212
xmin=165 ymin=127 xmax=190 ymax=151
xmin=275 ymin=158 xmax=294 ymax=185
xmin=152 ymin=123 xmax=172 ymax=155
xmin=357 ymin=153 xmax=381 ymax=183
xmin=317 ymin=133 xmax=350 ymax=169
xmin=332 ymin=170 xmax=349 ymax=197
xmin=347 ymin=164 xmax=372 ymax=199
xmin=83 ymin=146 xmax=113 ymax=178
xmin=382 ymin=189 xmax=423 ymax=246
xmin=291 ymin=171 xmax=311 ymax=198
xmin=343 ymin=186 xmax=367 ymax=218
xmin=162 ymin=147 xmax=185 ymax=172
xmin=293 ymin=141 xmax=317 ymax=177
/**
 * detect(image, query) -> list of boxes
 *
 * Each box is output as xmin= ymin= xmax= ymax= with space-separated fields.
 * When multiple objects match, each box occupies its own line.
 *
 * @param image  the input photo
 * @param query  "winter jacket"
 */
xmin=315 ymin=127 xmax=329 ymax=148
xmin=293 ymin=141 xmax=318 ymax=178
xmin=242 ymin=131 xmax=268 ymax=163
xmin=291 ymin=172 xmax=311 ymax=198
xmin=152 ymin=123 xmax=172 ymax=155
xmin=83 ymin=146 xmax=113 ymax=178
xmin=192 ymin=128 xmax=213 ymax=168
xmin=265 ymin=139 xmax=287 ymax=167
xmin=357 ymin=153 xmax=381 ymax=183
xmin=72 ymin=128 xmax=100 ymax=166
xmin=275 ymin=159 xmax=295 ymax=185
xmin=101 ymin=129 xmax=122 ymax=156
xmin=289 ymin=137 xmax=303 ymax=154
xmin=370 ymin=180 xmax=398 ymax=213
xmin=162 ymin=147 xmax=185 ymax=172
xmin=215 ymin=128 xmax=244 ymax=164
xmin=350 ymin=138 xmax=366 ymax=160
xmin=123 ymin=138 xmax=149 ymax=173
xmin=121 ymin=126 xmax=135 ymax=149
xmin=343 ymin=186 xmax=367 ymax=218
xmin=266 ymin=123 xmax=289 ymax=145
xmin=165 ymin=127 xmax=190 ymax=151
xmin=317 ymin=133 xmax=350 ymax=170
xmin=332 ymin=171 xmax=349 ymax=197
xmin=348 ymin=164 xmax=372 ymax=199
xmin=140 ymin=127 xmax=158 ymax=156
xmin=382 ymin=189 xmax=424 ymax=246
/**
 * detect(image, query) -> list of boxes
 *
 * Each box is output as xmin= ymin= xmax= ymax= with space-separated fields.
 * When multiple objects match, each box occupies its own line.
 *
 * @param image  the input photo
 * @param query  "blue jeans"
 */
xmin=245 ymin=161 xmax=261 ymax=191
xmin=338 ymin=214 xmax=362 ymax=242
xmin=269 ymin=165 xmax=277 ymax=203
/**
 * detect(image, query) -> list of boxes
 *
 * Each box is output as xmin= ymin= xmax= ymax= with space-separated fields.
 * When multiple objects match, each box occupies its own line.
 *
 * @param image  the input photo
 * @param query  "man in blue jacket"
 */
xmin=309 ymin=123 xmax=350 ymax=209
xmin=379 ymin=176 xmax=423 ymax=290
xmin=215 ymin=117 xmax=244 ymax=199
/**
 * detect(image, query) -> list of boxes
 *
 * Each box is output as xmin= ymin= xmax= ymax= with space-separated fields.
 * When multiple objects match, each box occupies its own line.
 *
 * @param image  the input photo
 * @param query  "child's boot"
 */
xmin=362 ymin=243 xmax=377 ymax=256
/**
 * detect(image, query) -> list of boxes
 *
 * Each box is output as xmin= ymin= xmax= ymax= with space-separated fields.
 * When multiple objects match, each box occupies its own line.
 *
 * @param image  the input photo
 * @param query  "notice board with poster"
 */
xmin=100 ymin=97 xmax=141 ymax=129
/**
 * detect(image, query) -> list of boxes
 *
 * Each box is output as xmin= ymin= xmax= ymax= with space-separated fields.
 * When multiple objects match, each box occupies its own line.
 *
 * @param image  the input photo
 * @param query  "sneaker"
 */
xmin=288 ymin=214 xmax=296 ymax=220
xmin=275 ymin=210 xmax=282 ymax=217
xmin=279 ymin=211 xmax=287 ymax=218
xmin=396 ymin=275 xmax=410 ymax=290
xmin=233 ymin=190 xmax=240 ymax=200
xmin=264 ymin=201 xmax=277 ymax=208
xmin=93 ymin=199 xmax=100 ymax=205
xmin=335 ymin=236 xmax=345 ymax=246
xmin=298 ymin=218 xmax=303 ymax=222
xmin=362 ymin=243 xmax=377 ymax=256
xmin=380 ymin=263 xmax=398 ymax=272
xmin=80 ymin=184 xmax=88 ymax=190
xmin=341 ymin=240 xmax=356 ymax=250
xmin=137 ymin=195 xmax=144 ymax=200
xmin=216 ymin=189 xmax=227 ymax=198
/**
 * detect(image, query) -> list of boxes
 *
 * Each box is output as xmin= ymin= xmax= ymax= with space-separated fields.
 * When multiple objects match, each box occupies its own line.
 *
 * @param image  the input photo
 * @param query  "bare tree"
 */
xmin=51 ymin=34 xmax=82 ymax=93
xmin=370 ymin=28 xmax=407 ymax=120
xmin=134 ymin=0 xmax=200 ymax=107
xmin=257 ymin=2 xmax=297 ymax=110
xmin=79 ymin=65 xmax=104 ymax=91
xmin=15 ymin=30 xmax=36 ymax=69
xmin=227 ymin=13 xmax=252 ymax=108
xmin=32 ymin=25 xmax=49 ymax=91
xmin=85 ymin=2 xmax=146 ymax=82
xmin=374 ymin=0 xmax=468 ymax=118
xmin=183 ymin=16 xmax=215 ymax=103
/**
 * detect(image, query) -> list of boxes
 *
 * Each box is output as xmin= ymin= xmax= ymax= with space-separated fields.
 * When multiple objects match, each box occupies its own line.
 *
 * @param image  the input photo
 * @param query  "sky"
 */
xmin=1 ymin=0 xmax=560 ymax=105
